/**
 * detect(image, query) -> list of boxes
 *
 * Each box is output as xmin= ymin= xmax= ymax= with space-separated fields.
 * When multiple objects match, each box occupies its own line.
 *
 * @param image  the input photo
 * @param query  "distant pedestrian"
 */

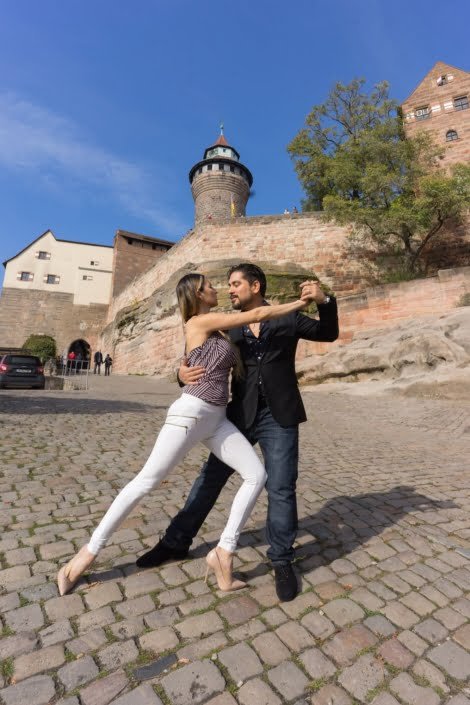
xmin=67 ymin=350 xmax=75 ymax=370
xmin=292 ymin=206 xmax=298 ymax=213
xmin=104 ymin=354 xmax=113 ymax=376
xmin=283 ymin=208 xmax=290 ymax=215
xmin=94 ymin=350 xmax=103 ymax=375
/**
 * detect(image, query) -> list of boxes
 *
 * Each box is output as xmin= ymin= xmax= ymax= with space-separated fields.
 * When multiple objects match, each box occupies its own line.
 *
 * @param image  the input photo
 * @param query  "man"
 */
xmin=104 ymin=354 xmax=113 ymax=376
xmin=94 ymin=350 xmax=103 ymax=375
xmin=137 ymin=263 xmax=339 ymax=601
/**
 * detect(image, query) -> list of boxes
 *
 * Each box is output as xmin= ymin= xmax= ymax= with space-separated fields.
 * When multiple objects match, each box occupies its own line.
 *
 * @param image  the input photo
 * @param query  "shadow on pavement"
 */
xmin=0 ymin=395 xmax=164 ymax=415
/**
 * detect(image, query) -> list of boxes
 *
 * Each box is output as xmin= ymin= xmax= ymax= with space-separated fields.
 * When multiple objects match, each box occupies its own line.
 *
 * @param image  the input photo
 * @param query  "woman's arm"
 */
xmin=189 ymin=298 xmax=309 ymax=335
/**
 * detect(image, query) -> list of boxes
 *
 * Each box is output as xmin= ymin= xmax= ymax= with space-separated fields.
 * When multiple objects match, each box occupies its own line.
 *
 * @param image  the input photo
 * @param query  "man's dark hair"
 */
xmin=227 ymin=263 xmax=267 ymax=297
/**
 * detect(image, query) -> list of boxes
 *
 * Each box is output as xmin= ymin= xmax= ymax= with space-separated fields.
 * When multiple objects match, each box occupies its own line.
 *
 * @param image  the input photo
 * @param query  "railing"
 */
xmin=55 ymin=361 xmax=90 ymax=391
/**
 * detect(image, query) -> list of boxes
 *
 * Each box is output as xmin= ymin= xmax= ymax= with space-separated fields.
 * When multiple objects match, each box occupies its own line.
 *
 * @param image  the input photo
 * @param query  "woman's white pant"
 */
xmin=88 ymin=394 xmax=266 ymax=555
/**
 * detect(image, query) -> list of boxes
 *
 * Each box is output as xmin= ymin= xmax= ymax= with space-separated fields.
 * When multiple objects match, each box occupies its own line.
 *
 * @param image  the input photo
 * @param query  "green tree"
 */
xmin=22 ymin=334 xmax=56 ymax=362
xmin=288 ymin=79 xmax=470 ymax=276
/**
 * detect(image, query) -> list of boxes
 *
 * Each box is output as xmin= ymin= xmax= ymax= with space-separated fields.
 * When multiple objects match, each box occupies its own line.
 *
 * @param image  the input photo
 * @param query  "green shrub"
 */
xmin=22 ymin=335 xmax=57 ymax=362
xmin=457 ymin=292 xmax=470 ymax=307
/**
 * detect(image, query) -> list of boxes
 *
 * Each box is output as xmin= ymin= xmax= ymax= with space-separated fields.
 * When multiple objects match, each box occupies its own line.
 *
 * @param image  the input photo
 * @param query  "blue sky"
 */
xmin=1 ymin=0 xmax=469 ymax=278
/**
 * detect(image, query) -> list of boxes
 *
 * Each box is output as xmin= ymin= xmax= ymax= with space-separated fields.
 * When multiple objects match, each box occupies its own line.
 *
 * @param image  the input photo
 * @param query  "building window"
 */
xmin=127 ymin=238 xmax=133 ymax=245
xmin=19 ymin=271 xmax=33 ymax=281
xmin=82 ymin=275 xmax=93 ymax=281
xmin=446 ymin=129 xmax=459 ymax=142
xmin=415 ymin=106 xmax=430 ymax=121
xmin=207 ymin=164 xmax=212 ymax=171
xmin=90 ymin=260 xmax=99 ymax=266
xmin=219 ymin=164 xmax=224 ymax=170
xmin=230 ymin=166 xmax=235 ymax=173
xmin=437 ymin=74 xmax=448 ymax=86
xmin=37 ymin=251 xmax=50 ymax=260
xmin=45 ymin=274 xmax=60 ymax=284
xmin=454 ymin=95 xmax=469 ymax=111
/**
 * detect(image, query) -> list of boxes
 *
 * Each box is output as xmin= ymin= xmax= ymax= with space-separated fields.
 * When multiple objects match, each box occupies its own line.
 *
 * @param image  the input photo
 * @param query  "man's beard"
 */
xmin=231 ymin=299 xmax=242 ymax=310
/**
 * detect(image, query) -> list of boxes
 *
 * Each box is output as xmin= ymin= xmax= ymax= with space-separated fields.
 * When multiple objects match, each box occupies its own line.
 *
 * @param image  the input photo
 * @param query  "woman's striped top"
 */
xmin=183 ymin=332 xmax=238 ymax=406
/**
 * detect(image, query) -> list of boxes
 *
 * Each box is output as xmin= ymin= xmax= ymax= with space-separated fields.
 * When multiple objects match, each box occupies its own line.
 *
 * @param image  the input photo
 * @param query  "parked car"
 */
xmin=0 ymin=354 xmax=45 ymax=389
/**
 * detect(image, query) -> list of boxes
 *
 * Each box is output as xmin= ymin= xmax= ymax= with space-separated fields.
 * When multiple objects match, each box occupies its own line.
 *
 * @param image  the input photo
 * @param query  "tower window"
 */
xmin=446 ymin=129 xmax=458 ymax=142
xmin=219 ymin=164 xmax=224 ymax=170
xmin=415 ymin=106 xmax=430 ymax=121
xmin=454 ymin=95 xmax=469 ymax=111
xmin=198 ymin=168 xmax=202 ymax=174
xmin=207 ymin=164 xmax=212 ymax=171
xmin=230 ymin=166 xmax=235 ymax=172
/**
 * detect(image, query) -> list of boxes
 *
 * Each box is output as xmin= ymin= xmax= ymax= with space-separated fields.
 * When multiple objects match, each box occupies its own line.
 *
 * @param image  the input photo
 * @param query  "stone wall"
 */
xmin=0 ymin=288 xmax=108 ymax=355
xmin=106 ymin=212 xmax=363 ymax=324
xmin=111 ymin=231 xmax=173 ymax=298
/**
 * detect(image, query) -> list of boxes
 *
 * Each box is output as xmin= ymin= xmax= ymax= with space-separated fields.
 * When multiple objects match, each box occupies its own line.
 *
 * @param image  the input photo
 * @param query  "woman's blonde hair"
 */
xmin=176 ymin=273 xmax=205 ymax=323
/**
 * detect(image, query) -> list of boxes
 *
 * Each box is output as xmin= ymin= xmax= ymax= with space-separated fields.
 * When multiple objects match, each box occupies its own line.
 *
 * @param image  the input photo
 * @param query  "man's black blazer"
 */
xmin=227 ymin=298 xmax=339 ymax=430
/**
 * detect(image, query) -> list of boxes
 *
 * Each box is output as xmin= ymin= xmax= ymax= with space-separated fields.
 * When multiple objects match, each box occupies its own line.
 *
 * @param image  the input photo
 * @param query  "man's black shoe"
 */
xmin=136 ymin=540 xmax=189 ymax=569
xmin=274 ymin=563 xmax=298 ymax=602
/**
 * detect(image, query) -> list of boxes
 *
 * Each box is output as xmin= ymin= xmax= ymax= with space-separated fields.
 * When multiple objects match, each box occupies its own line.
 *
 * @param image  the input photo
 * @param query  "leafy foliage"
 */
xmin=288 ymin=79 xmax=470 ymax=275
xmin=22 ymin=334 xmax=56 ymax=362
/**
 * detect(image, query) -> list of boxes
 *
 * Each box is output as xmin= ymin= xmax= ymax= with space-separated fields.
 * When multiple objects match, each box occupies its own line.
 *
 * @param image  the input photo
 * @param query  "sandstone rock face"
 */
xmin=298 ymin=307 xmax=470 ymax=398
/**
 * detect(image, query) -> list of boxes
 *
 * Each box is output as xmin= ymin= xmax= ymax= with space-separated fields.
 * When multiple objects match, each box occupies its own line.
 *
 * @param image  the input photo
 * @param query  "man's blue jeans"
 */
xmin=163 ymin=405 xmax=299 ymax=565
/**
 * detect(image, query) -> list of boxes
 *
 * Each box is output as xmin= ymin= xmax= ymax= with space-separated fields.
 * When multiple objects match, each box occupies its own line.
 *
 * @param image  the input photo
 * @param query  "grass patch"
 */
xmin=366 ymin=684 xmax=387 ymax=702
xmin=1 ymin=625 xmax=15 ymax=637
xmin=0 ymin=658 xmax=14 ymax=684
xmin=153 ymin=684 xmax=172 ymax=705
xmin=307 ymin=677 xmax=327 ymax=693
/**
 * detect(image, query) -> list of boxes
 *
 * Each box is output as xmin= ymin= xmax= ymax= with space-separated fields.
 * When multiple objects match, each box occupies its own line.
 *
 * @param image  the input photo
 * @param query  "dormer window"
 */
xmin=415 ymin=106 xmax=430 ymax=121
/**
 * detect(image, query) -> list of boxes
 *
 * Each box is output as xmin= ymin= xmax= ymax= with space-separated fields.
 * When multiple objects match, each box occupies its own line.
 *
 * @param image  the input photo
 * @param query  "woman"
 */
xmin=57 ymin=273 xmax=312 ymax=595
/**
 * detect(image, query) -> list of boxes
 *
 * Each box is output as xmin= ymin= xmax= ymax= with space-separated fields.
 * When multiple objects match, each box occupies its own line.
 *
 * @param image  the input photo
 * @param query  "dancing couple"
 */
xmin=58 ymin=263 xmax=338 ymax=600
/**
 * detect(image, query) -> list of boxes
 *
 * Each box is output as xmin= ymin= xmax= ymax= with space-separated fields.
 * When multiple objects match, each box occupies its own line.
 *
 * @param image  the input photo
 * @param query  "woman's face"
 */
xmin=198 ymin=278 xmax=218 ymax=308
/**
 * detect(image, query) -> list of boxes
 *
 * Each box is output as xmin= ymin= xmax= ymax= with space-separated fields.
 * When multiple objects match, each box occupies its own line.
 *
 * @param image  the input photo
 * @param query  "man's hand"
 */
xmin=299 ymin=280 xmax=328 ymax=305
xmin=178 ymin=356 xmax=205 ymax=385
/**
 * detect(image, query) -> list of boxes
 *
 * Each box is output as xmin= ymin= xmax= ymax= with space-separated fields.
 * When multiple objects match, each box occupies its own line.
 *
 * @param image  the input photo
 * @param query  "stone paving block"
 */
xmin=98 ymin=639 xmax=139 ymax=670
xmin=323 ymin=624 xmax=378 ymax=666
xmin=40 ymin=619 xmax=74 ymax=647
xmin=83 ymin=581 xmax=123 ymax=610
xmin=338 ymin=654 xmax=387 ymax=702
xmin=20 ymin=582 xmax=58 ymax=602
xmin=322 ymin=598 xmax=365 ymax=627
xmin=412 ymin=659 xmax=449 ymax=694
xmin=115 ymin=594 xmax=155 ymax=619
xmin=368 ymin=581 xmax=397 ymax=601
xmin=120 ymin=570 xmax=165 ymax=598
xmin=452 ymin=597 xmax=470 ymax=618
xmin=156 ymin=587 xmax=186 ymax=606
xmin=446 ymin=697 xmax=470 ymax=705
xmin=14 ymin=644 xmax=65 ymax=682
xmin=363 ymin=615 xmax=397 ymax=637
xmin=304 ymin=566 xmax=337 ymax=586
xmin=44 ymin=594 xmax=85 ymax=621
xmin=275 ymin=621 xmax=315 ymax=652
xmin=434 ymin=606 xmax=467 ymax=630
xmin=433 ymin=577 xmax=463 ymax=599
xmin=262 ymin=607 xmax=288 ymax=627
xmin=77 ymin=606 xmax=115 ymax=633
xmin=453 ymin=623 xmax=470 ymax=649
xmin=382 ymin=574 xmax=411 ymax=595
xmin=300 ymin=610 xmax=336 ymax=640
xmin=0 ymin=592 xmax=20 ymax=613
xmin=310 ymin=684 xmax=352 ymax=705
xmin=400 ymin=592 xmax=436 ymax=617
xmin=398 ymin=570 xmax=426 ymax=589
xmin=330 ymin=558 xmax=357 ymax=575
xmin=139 ymin=626 xmax=179 ymax=653
xmin=382 ymin=601 xmax=420 ymax=629
xmin=0 ymin=565 xmax=31 ymax=587
xmin=315 ymin=581 xmax=346 ymax=601
xmin=39 ymin=541 xmax=74 ymax=560
xmin=160 ymin=564 xmax=188 ymax=586
xmin=179 ymin=593 xmax=215 ymax=616
xmin=0 ymin=674 xmax=56 ymax=705
xmin=413 ymin=618 xmax=448 ymax=643
xmin=109 ymin=616 xmax=146 ymax=640
xmin=218 ymin=642 xmax=263 ymax=682
xmin=397 ymin=630 xmax=428 ymax=656
xmin=144 ymin=606 xmax=179 ymax=629
xmin=217 ymin=595 xmax=260 ymax=625
xmin=161 ymin=660 xmax=225 ymax=705
xmin=111 ymin=683 xmax=163 ymax=704
xmin=251 ymin=632 xmax=291 ymax=666
xmin=66 ymin=628 xmax=107 ymax=656
xmin=228 ymin=618 xmax=266 ymax=642
xmin=427 ymin=640 xmax=470 ymax=680
xmin=365 ymin=542 xmax=397 ymax=561
xmin=4 ymin=604 xmax=44 ymax=632
xmin=250 ymin=582 xmax=279 ymax=607
xmin=267 ymin=660 xmax=309 ymax=700
xmin=176 ymin=611 xmax=224 ymax=639
xmin=57 ymin=655 xmax=99 ymax=691
xmin=377 ymin=639 xmax=414 ymax=669
xmin=204 ymin=694 xmax=238 ymax=705
xmin=237 ymin=677 xmax=281 ymax=705
xmin=349 ymin=587 xmax=384 ymax=611
xmin=4 ymin=547 xmax=36 ymax=565
xmin=280 ymin=590 xmax=321 ymax=618
xmin=0 ymin=632 xmax=38 ymax=660
xmin=370 ymin=695 xmax=401 ymax=705
xmin=177 ymin=631 xmax=228 ymax=662
xmin=80 ymin=669 xmax=129 ymax=705
xmin=419 ymin=584 xmax=449 ymax=608
xmin=389 ymin=672 xmax=440 ymax=705
xmin=300 ymin=647 xmax=337 ymax=678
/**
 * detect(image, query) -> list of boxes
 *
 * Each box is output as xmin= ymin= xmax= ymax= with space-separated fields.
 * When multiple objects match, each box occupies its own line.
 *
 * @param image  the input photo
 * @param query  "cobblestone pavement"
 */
xmin=1 ymin=375 xmax=470 ymax=705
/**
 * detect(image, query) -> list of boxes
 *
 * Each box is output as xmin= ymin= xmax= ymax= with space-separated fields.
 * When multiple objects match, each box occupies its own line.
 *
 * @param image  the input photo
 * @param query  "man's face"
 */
xmin=228 ymin=271 xmax=261 ymax=310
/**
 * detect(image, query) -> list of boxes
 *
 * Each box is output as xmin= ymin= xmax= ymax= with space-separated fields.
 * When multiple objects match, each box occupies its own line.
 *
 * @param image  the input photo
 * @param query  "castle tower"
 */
xmin=189 ymin=126 xmax=253 ymax=225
